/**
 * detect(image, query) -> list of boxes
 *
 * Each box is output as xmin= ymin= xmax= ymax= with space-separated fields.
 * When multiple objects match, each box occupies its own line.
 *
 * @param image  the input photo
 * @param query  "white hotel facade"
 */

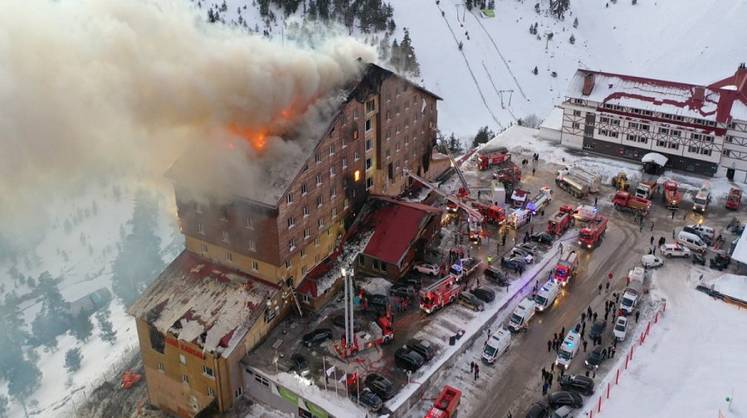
xmin=559 ymin=64 xmax=747 ymax=180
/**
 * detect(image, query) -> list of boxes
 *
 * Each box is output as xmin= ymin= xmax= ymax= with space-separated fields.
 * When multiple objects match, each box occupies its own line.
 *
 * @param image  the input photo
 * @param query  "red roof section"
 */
xmin=363 ymin=198 xmax=441 ymax=266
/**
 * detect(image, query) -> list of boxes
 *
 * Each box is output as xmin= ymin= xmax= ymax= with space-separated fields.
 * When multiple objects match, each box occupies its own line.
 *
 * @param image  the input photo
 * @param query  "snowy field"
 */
xmin=595 ymin=263 xmax=747 ymax=418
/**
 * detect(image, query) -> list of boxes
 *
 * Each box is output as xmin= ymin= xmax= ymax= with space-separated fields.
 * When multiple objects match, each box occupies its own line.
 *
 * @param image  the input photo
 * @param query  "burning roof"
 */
xmin=128 ymin=251 xmax=279 ymax=357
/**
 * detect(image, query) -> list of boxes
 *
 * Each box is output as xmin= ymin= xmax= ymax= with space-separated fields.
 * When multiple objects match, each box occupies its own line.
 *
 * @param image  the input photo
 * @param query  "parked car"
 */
xmin=364 ymin=373 xmax=395 ymax=401
xmin=501 ymin=257 xmax=527 ymax=273
xmin=402 ymin=273 xmax=423 ymax=290
xmin=518 ymin=242 xmax=541 ymax=255
xmin=641 ymin=254 xmax=663 ymax=269
xmin=547 ymin=391 xmax=583 ymax=409
xmin=471 ymin=288 xmax=496 ymax=303
xmin=692 ymin=252 xmax=706 ymax=265
xmin=405 ymin=338 xmax=436 ymax=361
xmin=660 ymin=243 xmax=690 ymax=258
xmin=290 ymin=353 xmax=309 ymax=376
xmin=589 ymin=321 xmax=606 ymax=340
xmin=394 ymin=347 xmax=425 ymax=372
xmin=331 ymin=315 xmax=362 ymax=332
xmin=367 ymin=294 xmax=389 ymax=313
xmin=459 ymin=292 xmax=485 ymax=311
xmin=414 ymin=263 xmax=440 ymax=276
xmin=584 ymin=346 xmax=606 ymax=369
xmin=686 ymin=224 xmax=716 ymax=242
xmin=682 ymin=226 xmax=712 ymax=245
xmin=485 ymin=266 xmax=509 ymax=285
xmin=390 ymin=282 xmax=417 ymax=298
xmin=551 ymin=406 xmax=575 ymax=418
xmin=559 ymin=374 xmax=594 ymax=396
xmin=530 ymin=232 xmax=555 ymax=245
xmin=710 ymin=252 xmax=731 ymax=271
xmin=511 ymin=247 xmax=535 ymax=264
xmin=357 ymin=388 xmax=383 ymax=412
xmin=302 ymin=328 xmax=333 ymax=347
xmin=525 ymin=402 xmax=551 ymax=418
xmin=613 ymin=316 xmax=628 ymax=341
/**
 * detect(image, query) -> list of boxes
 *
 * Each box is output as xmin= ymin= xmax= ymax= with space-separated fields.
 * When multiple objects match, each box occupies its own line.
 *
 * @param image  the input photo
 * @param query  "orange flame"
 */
xmin=228 ymin=123 xmax=268 ymax=151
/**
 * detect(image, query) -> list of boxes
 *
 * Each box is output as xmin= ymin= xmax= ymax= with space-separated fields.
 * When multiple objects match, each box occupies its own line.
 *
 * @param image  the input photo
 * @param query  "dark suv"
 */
xmin=302 ymin=328 xmax=333 ymax=347
xmin=559 ymin=374 xmax=594 ymax=396
xmin=525 ymin=401 xmax=550 ymax=418
xmin=394 ymin=347 xmax=425 ymax=372
xmin=364 ymin=373 xmax=395 ymax=400
xmin=547 ymin=391 xmax=583 ymax=409
xmin=405 ymin=338 xmax=436 ymax=361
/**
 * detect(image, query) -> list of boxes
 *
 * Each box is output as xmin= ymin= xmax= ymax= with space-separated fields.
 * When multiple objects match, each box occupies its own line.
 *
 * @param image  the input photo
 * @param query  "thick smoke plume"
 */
xmin=0 ymin=0 xmax=376 ymax=248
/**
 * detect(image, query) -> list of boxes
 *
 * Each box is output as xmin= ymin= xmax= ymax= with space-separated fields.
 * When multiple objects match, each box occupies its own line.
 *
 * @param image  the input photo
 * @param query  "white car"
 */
xmin=641 ymin=254 xmax=663 ymax=268
xmin=613 ymin=316 xmax=628 ymax=341
xmin=687 ymin=224 xmax=716 ymax=241
xmin=660 ymin=243 xmax=691 ymax=258
xmin=414 ymin=263 xmax=440 ymax=276
xmin=511 ymin=248 xmax=535 ymax=264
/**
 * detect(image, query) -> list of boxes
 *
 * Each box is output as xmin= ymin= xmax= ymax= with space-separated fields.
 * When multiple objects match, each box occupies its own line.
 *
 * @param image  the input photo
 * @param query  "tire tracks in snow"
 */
xmin=433 ymin=2 xmax=504 ymax=130
xmin=468 ymin=10 xmax=530 ymax=103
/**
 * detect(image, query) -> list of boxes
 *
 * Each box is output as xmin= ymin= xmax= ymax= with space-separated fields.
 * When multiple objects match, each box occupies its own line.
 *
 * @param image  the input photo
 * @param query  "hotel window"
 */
xmin=202 ymin=365 xmax=214 ymax=378
xmin=316 ymin=174 xmax=322 ymax=186
xmin=303 ymin=206 xmax=309 ymax=217
xmin=286 ymin=193 xmax=294 ymax=204
xmin=329 ymin=144 xmax=335 ymax=156
xmin=225 ymin=251 xmax=233 ymax=262
xmin=657 ymin=140 xmax=667 ymax=147
xmin=315 ymin=152 xmax=321 ymax=163
xmin=671 ymin=130 xmax=681 ymax=137
xmin=668 ymin=142 xmax=679 ymax=150
xmin=304 ymin=228 xmax=311 ymax=239
xmin=610 ymin=119 xmax=620 ymax=126
xmin=245 ymin=216 xmax=255 ymax=230
xmin=288 ymin=239 xmax=296 ymax=251
xmin=248 ymin=239 xmax=256 ymax=252
xmin=701 ymin=148 xmax=712 ymax=156
xmin=197 ymin=223 xmax=205 ymax=235
xmin=659 ymin=128 xmax=669 ymax=135
xmin=301 ymin=183 xmax=308 ymax=195
xmin=222 ymin=231 xmax=230 ymax=243
xmin=638 ymin=137 xmax=648 ymax=144
xmin=316 ymin=196 xmax=323 ymax=207
xmin=287 ymin=217 xmax=295 ymax=229
xmin=365 ymin=119 xmax=372 ymax=132
xmin=640 ymin=124 xmax=650 ymax=131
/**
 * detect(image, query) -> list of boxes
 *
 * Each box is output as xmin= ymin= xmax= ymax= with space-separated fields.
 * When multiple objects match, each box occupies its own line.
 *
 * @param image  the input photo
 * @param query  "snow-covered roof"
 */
xmin=714 ymin=274 xmax=747 ymax=303
xmin=540 ymin=107 xmax=563 ymax=130
xmin=128 ymin=251 xmax=278 ymax=357
xmin=483 ymin=125 xmax=539 ymax=151
xmin=641 ymin=152 xmax=668 ymax=166
xmin=567 ymin=66 xmax=747 ymax=124
xmin=731 ymin=227 xmax=747 ymax=265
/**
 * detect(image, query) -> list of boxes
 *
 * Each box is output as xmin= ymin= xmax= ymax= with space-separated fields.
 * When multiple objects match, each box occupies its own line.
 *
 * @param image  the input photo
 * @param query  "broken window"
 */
xmin=149 ymin=326 xmax=165 ymax=354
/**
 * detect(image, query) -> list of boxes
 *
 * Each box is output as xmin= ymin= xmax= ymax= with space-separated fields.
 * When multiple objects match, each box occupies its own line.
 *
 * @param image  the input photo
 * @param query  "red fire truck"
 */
xmin=662 ymin=180 xmax=682 ymax=209
xmin=578 ymin=215 xmax=608 ymax=249
xmin=419 ymin=275 xmax=462 ymax=314
xmin=726 ymin=187 xmax=742 ymax=210
xmin=478 ymin=146 xmax=510 ymax=170
xmin=425 ymin=385 xmax=462 ymax=418
xmin=552 ymin=251 xmax=578 ymax=286
xmin=546 ymin=205 xmax=575 ymax=236
xmin=612 ymin=191 xmax=652 ymax=216
xmin=472 ymin=202 xmax=506 ymax=225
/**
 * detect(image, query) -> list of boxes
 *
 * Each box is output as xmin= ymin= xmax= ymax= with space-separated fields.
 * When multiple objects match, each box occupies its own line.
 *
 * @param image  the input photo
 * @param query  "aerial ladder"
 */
xmin=404 ymin=169 xmax=483 ymax=223
xmin=446 ymin=152 xmax=472 ymax=199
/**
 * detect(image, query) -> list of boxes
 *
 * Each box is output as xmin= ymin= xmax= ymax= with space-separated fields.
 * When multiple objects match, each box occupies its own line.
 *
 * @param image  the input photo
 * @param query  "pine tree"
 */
xmin=7 ymin=359 xmax=41 ymax=418
xmin=0 ymin=395 xmax=8 ymax=418
xmin=573 ymin=17 xmax=579 ymax=28
xmin=96 ymin=308 xmax=117 ymax=344
xmin=472 ymin=126 xmax=495 ymax=147
xmin=569 ymin=34 xmax=575 ymax=44
xmin=31 ymin=272 xmax=71 ymax=348
xmin=532 ymin=66 xmax=539 ymax=75
xmin=308 ymin=0 xmax=318 ymax=19
xmin=65 ymin=348 xmax=82 ymax=373
xmin=0 ymin=293 xmax=29 ymax=382
xmin=70 ymin=311 xmax=93 ymax=342
xmin=466 ymin=0 xmax=474 ymax=10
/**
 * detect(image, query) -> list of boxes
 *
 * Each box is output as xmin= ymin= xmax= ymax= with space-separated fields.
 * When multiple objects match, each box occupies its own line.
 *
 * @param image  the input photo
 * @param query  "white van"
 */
xmin=508 ymin=209 xmax=531 ymax=229
xmin=534 ymin=280 xmax=561 ymax=312
xmin=507 ymin=297 xmax=537 ymax=332
xmin=677 ymin=231 xmax=707 ymax=253
xmin=620 ymin=270 xmax=644 ymax=315
xmin=555 ymin=330 xmax=581 ymax=369
xmin=482 ymin=329 xmax=511 ymax=364
xmin=687 ymin=224 xmax=716 ymax=241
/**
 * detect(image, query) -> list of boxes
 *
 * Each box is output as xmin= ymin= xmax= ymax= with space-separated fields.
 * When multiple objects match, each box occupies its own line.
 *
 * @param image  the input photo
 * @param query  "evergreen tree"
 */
xmin=573 ymin=17 xmax=579 ymax=28
xmin=0 ymin=395 xmax=8 ymax=418
xmin=466 ymin=0 xmax=474 ymax=10
xmin=569 ymin=34 xmax=575 ymax=44
xmin=448 ymin=134 xmax=462 ymax=153
xmin=7 ymin=359 xmax=41 ymax=418
xmin=308 ymin=0 xmax=318 ymax=19
xmin=532 ymin=66 xmax=539 ymax=75
xmin=64 ymin=348 xmax=82 ymax=373
xmin=111 ymin=191 xmax=164 ymax=307
xmin=30 ymin=272 xmax=71 ymax=348
xmin=96 ymin=308 xmax=117 ymax=344
xmin=0 ymin=293 xmax=29 ymax=382
xmin=399 ymin=28 xmax=420 ymax=77
xmin=70 ymin=311 xmax=93 ymax=342
xmin=472 ymin=126 xmax=495 ymax=147
xmin=318 ymin=0 xmax=331 ymax=20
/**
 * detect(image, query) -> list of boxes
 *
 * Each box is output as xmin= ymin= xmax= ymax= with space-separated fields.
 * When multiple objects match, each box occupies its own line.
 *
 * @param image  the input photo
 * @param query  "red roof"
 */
xmin=363 ymin=198 xmax=441 ymax=266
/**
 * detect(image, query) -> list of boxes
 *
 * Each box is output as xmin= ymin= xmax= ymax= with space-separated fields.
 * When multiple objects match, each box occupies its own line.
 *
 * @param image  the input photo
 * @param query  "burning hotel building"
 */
xmin=128 ymin=63 xmax=441 ymax=417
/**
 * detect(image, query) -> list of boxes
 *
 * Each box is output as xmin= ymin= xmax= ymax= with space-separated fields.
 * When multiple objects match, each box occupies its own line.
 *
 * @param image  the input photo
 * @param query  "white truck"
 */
xmin=619 ymin=267 xmax=645 ymax=315
xmin=507 ymin=297 xmax=537 ymax=333
xmin=534 ymin=280 xmax=561 ymax=312
xmin=692 ymin=183 xmax=712 ymax=213
xmin=482 ymin=329 xmax=511 ymax=364
xmin=557 ymin=165 xmax=601 ymax=194
xmin=555 ymin=330 xmax=581 ymax=370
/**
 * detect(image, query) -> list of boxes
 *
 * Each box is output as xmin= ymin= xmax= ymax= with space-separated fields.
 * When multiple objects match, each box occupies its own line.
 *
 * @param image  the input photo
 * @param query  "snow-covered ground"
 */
xmin=713 ymin=274 xmax=747 ymax=302
xmin=0 ymin=180 xmax=183 ymax=418
xmin=595 ymin=263 xmax=747 ymax=418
